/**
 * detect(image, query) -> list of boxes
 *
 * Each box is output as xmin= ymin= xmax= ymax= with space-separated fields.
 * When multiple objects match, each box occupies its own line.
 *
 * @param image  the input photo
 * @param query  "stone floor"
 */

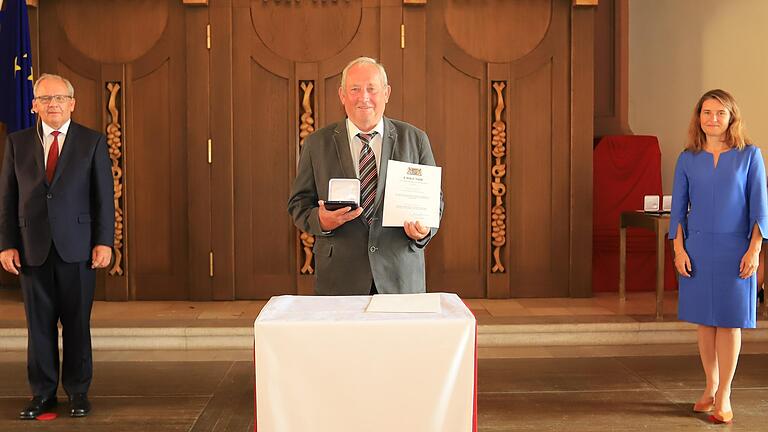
xmin=2 ymin=287 xmax=768 ymax=430
xmin=1 ymin=350 xmax=768 ymax=431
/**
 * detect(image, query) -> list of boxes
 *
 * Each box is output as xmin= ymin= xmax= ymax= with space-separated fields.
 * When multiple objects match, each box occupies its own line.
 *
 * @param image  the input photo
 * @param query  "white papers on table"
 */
xmin=366 ymin=292 xmax=442 ymax=313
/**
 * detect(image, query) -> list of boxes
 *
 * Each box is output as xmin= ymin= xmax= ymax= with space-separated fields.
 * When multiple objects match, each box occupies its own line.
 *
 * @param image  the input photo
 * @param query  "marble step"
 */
xmin=2 ymin=320 xmax=768 ymax=351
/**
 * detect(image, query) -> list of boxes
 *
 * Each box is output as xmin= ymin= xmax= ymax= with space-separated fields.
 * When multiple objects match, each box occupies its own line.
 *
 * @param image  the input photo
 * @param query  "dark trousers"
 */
xmin=19 ymin=246 xmax=95 ymax=398
xmin=370 ymin=280 xmax=378 ymax=295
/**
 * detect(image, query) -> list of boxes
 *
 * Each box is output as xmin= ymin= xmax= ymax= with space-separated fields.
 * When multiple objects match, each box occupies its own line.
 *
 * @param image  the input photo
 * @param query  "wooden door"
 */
xmin=415 ymin=0 xmax=573 ymax=297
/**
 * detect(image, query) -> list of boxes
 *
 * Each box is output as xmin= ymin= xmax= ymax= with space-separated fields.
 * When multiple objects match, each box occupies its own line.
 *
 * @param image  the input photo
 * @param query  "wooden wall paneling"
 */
xmin=323 ymin=73 xmax=345 ymax=127
xmin=241 ymin=59 xmax=291 ymax=299
xmin=379 ymin=2 xmax=404 ymax=120
xmin=423 ymin=1 xmax=487 ymax=298
xmin=422 ymin=0 xmax=574 ymax=298
xmin=505 ymin=0 xmax=571 ymax=298
xmin=511 ymin=60 xmax=557 ymax=297
xmin=439 ymin=54 xmax=485 ymax=297
xmin=232 ymin=0 xmax=292 ymax=299
xmin=402 ymin=1 xmax=427 ymax=131
xmin=594 ymin=0 xmax=630 ymax=136
xmin=209 ymin=0 xmax=234 ymax=300
xmin=210 ymin=0 xmax=235 ymax=299
xmin=20 ymin=0 xmax=595 ymax=300
xmin=550 ymin=4 xmax=572 ymax=298
xmin=129 ymin=4 xmax=190 ymax=299
xmin=571 ymin=3 xmax=595 ymax=297
xmin=185 ymin=2 xmax=213 ymax=300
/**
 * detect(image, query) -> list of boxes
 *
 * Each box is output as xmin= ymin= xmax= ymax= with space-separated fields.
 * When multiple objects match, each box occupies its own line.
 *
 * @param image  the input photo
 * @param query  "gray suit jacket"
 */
xmin=288 ymin=117 xmax=443 ymax=295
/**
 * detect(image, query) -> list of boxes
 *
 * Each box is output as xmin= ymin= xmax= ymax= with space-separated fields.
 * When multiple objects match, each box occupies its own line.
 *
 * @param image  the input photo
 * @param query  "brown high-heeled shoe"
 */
xmin=693 ymin=399 xmax=715 ymax=413
xmin=709 ymin=410 xmax=734 ymax=424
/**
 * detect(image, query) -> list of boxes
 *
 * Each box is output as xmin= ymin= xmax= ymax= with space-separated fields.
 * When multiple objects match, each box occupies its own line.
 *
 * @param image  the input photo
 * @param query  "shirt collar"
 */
xmin=41 ymin=119 xmax=71 ymax=137
xmin=346 ymin=117 xmax=384 ymax=140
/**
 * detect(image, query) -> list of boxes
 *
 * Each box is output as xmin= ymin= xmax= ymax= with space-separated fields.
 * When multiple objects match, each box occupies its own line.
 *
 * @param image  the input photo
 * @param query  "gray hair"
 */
xmin=33 ymin=73 xmax=75 ymax=97
xmin=340 ymin=57 xmax=388 ymax=90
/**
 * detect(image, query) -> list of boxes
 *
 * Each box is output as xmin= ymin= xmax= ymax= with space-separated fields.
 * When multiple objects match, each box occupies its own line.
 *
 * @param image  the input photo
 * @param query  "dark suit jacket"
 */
xmin=0 ymin=121 xmax=114 ymax=266
xmin=288 ymin=117 xmax=443 ymax=295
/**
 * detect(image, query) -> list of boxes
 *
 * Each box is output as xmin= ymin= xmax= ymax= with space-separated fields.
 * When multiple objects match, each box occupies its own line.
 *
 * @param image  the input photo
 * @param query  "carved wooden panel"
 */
xmin=298 ymin=81 xmax=316 ymax=275
xmin=106 ymin=82 xmax=125 ymax=276
xmin=490 ymin=82 xmax=507 ymax=273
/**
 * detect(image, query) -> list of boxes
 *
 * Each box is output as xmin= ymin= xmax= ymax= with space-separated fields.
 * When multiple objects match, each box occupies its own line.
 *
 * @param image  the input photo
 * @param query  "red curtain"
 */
xmin=593 ymin=135 xmax=678 ymax=292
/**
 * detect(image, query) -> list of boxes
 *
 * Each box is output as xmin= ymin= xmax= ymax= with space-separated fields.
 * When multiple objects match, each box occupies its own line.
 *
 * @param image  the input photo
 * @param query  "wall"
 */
xmin=629 ymin=0 xmax=768 ymax=192
xmin=2 ymin=0 xmax=595 ymax=299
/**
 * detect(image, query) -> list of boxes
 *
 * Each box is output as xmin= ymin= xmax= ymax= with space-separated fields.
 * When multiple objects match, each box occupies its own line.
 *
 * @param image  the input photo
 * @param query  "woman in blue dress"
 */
xmin=670 ymin=89 xmax=768 ymax=424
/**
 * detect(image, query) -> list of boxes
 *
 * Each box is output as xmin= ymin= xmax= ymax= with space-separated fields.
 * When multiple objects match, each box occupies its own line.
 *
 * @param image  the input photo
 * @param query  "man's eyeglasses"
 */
xmin=34 ymin=95 xmax=73 ymax=105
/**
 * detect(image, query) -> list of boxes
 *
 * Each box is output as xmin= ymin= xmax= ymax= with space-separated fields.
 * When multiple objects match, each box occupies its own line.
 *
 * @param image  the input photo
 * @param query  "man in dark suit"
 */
xmin=288 ymin=57 xmax=442 ymax=295
xmin=0 ymin=74 xmax=114 ymax=419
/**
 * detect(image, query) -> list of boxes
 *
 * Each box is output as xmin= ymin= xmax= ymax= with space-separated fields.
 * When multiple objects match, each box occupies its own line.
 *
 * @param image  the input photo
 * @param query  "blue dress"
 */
xmin=669 ymin=145 xmax=768 ymax=328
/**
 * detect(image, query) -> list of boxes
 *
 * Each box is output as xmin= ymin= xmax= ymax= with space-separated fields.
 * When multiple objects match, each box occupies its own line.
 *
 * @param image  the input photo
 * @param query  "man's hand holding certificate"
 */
xmin=382 ymin=160 xmax=442 ymax=228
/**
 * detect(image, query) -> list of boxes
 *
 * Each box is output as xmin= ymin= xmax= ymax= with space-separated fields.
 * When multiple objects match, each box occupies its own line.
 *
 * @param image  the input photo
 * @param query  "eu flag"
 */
xmin=0 ymin=0 xmax=35 ymax=133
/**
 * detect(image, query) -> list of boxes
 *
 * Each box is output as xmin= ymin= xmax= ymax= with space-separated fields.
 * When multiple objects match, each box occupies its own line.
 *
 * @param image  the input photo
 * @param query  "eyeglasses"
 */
xmin=35 ymin=95 xmax=73 ymax=105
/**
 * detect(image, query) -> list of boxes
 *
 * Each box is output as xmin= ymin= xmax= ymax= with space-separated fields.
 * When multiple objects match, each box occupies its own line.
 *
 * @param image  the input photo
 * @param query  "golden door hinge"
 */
xmin=209 ymin=251 xmax=214 ymax=277
xmin=400 ymin=24 xmax=405 ymax=49
xmin=206 ymin=24 xmax=211 ymax=50
xmin=207 ymin=138 xmax=212 ymax=164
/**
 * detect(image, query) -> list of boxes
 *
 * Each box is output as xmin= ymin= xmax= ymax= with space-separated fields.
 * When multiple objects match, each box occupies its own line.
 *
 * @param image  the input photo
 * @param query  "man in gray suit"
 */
xmin=288 ymin=57 xmax=442 ymax=295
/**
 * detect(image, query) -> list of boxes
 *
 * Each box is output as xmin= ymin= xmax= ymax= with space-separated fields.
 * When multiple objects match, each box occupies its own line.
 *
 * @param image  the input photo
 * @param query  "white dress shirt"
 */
xmin=346 ymin=118 xmax=384 ymax=177
xmin=41 ymin=119 xmax=71 ymax=168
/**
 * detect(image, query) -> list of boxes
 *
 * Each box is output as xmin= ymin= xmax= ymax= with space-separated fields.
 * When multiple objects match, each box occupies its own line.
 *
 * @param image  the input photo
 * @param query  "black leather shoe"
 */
xmin=19 ymin=395 xmax=57 ymax=420
xmin=69 ymin=393 xmax=91 ymax=417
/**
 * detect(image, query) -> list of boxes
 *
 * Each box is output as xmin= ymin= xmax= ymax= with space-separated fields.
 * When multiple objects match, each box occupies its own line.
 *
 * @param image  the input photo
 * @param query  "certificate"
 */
xmin=382 ymin=160 xmax=442 ymax=228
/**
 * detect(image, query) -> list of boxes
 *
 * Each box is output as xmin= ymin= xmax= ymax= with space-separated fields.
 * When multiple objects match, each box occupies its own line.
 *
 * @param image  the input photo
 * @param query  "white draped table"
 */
xmin=253 ymin=293 xmax=477 ymax=432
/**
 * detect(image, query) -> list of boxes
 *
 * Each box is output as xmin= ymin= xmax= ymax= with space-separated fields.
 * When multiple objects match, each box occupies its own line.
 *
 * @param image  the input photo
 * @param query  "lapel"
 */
xmin=49 ymin=122 xmax=78 ymax=188
xmin=372 ymin=117 xmax=395 ymax=214
xmin=33 ymin=123 xmax=45 ymax=179
xmin=332 ymin=120 xmax=356 ymax=179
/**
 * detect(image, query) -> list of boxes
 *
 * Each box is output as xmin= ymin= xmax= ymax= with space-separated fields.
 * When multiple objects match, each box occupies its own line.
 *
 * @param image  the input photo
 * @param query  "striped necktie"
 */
xmin=358 ymin=132 xmax=378 ymax=224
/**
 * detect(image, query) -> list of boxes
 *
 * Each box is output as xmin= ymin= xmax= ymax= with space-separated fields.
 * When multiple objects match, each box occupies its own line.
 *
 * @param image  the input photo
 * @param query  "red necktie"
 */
xmin=358 ymin=132 xmax=378 ymax=224
xmin=46 ymin=131 xmax=60 ymax=183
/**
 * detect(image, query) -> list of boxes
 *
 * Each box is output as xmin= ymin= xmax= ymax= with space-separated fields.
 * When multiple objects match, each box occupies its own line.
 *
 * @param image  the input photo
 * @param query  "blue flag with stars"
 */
xmin=0 ymin=0 xmax=35 ymax=133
